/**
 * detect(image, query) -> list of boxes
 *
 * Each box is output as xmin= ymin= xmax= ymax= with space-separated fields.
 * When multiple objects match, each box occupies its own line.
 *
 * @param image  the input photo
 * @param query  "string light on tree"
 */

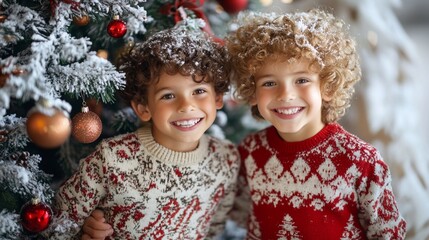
xmin=20 ymin=198 xmax=53 ymax=234
xmin=72 ymin=102 xmax=102 ymax=143
xmin=107 ymin=15 xmax=127 ymax=38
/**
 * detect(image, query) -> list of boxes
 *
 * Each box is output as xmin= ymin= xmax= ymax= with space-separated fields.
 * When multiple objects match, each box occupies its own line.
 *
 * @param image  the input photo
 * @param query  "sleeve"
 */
xmin=228 ymin=143 xmax=251 ymax=228
xmin=206 ymin=143 xmax=241 ymax=238
xmin=357 ymin=152 xmax=407 ymax=239
xmin=54 ymin=143 xmax=108 ymax=236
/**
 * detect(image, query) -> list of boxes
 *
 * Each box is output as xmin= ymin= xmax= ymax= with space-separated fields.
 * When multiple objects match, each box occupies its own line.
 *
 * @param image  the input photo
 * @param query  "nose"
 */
xmin=178 ymin=96 xmax=195 ymax=113
xmin=277 ymin=83 xmax=295 ymax=102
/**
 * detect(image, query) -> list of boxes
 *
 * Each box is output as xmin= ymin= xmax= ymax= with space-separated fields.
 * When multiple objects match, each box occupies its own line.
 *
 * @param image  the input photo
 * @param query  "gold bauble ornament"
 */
xmin=0 ymin=15 xmax=7 ymax=23
xmin=96 ymin=50 xmax=109 ymax=60
xmin=72 ymin=106 xmax=102 ymax=143
xmin=73 ymin=14 xmax=90 ymax=26
xmin=26 ymin=108 xmax=71 ymax=148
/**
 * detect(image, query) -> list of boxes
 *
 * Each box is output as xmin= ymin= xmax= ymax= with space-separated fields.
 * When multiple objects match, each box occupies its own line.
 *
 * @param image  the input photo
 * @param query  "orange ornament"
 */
xmin=0 ymin=15 xmax=7 ymax=23
xmin=26 ymin=108 xmax=71 ymax=148
xmin=72 ymin=106 xmax=102 ymax=143
xmin=73 ymin=14 xmax=90 ymax=26
xmin=96 ymin=49 xmax=109 ymax=60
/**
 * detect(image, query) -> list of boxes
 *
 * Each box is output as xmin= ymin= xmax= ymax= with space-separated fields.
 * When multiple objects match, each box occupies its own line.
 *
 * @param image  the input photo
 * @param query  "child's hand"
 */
xmin=81 ymin=209 xmax=113 ymax=240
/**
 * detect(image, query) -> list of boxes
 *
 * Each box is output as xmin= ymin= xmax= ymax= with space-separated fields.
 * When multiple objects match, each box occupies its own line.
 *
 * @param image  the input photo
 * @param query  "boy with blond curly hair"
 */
xmin=226 ymin=9 xmax=406 ymax=239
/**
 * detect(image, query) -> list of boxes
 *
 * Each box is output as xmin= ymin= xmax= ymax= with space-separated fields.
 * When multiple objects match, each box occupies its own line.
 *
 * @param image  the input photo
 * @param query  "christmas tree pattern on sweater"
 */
xmin=237 ymin=123 xmax=406 ymax=240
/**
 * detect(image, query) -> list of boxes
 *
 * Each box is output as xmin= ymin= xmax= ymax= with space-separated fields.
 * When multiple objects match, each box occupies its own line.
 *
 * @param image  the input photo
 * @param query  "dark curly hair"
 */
xmin=226 ymin=9 xmax=361 ymax=123
xmin=119 ymin=22 xmax=231 ymax=105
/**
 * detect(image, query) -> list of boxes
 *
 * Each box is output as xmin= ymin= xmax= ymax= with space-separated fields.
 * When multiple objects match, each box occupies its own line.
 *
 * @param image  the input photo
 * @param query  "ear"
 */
xmin=131 ymin=100 xmax=152 ymax=122
xmin=249 ymin=95 xmax=257 ymax=106
xmin=322 ymin=92 xmax=333 ymax=102
xmin=215 ymin=94 xmax=224 ymax=109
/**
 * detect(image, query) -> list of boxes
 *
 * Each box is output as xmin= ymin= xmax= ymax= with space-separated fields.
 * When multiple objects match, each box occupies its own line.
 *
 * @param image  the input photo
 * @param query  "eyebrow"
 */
xmin=255 ymin=70 xmax=313 ymax=79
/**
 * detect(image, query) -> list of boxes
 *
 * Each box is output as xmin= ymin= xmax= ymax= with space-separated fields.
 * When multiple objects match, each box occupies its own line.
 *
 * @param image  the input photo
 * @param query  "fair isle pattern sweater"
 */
xmin=55 ymin=126 xmax=240 ymax=239
xmin=235 ymin=123 xmax=406 ymax=240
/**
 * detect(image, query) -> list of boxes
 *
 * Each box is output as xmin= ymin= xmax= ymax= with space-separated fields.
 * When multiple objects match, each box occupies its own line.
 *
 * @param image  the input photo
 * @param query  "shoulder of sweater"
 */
xmin=205 ymin=134 xmax=240 ymax=164
xmin=333 ymin=124 xmax=383 ymax=161
xmin=205 ymin=134 xmax=236 ymax=149
xmin=98 ymin=131 xmax=139 ymax=146
xmin=238 ymin=126 xmax=271 ymax=147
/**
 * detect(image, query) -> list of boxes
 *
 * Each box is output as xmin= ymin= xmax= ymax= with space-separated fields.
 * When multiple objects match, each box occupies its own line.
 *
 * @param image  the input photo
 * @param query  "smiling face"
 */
xmin=131 ymin=72 xmax=223 ymax=152
xmin=252 ymin=58 xmax=329 ymax=142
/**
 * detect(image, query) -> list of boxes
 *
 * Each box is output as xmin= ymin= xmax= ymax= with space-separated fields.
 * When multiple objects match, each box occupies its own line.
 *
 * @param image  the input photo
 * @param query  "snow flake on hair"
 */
xmin=234 ymin=9 xmax=349 ymax=67
xmin=143 ymin=18 xmax=215 ymax=74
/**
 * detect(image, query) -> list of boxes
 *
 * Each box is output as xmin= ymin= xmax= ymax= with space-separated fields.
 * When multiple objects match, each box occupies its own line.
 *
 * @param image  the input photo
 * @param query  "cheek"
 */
xmin=255 ymin=89 xmax=271 ymax=105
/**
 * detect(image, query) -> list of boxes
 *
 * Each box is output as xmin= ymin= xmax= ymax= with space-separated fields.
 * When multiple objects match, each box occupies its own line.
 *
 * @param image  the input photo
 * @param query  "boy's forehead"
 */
xmin=153 ymin=72 xmax=210 ymax=87
xmin=254 ymin=57 xmax=317 ymax=76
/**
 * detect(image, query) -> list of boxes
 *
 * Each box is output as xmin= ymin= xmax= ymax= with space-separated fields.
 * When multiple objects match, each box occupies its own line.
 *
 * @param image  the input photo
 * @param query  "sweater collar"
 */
xmin=137 ymin=126 xmax=209 ymax=166
xmin=267 ymin=123 xmax=341 ymax=153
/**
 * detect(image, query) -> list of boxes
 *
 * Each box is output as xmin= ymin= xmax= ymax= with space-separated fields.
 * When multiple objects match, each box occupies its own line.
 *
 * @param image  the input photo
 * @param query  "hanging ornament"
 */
xmin=216 ymin=0 xmax=248 ymax=14
xmin=50 ymin=0 xmax=80 ymax=16
xmin=96 ymin=49 xmax=109 ymax=60
xmin=72 ymin=103 xmax=102 ymax=143
xmin=160 ymin=0 xmax=215 ymax=36
xmin=107 ymin=16 xmax=127 ymax=38
xmin=73 ymin=13 xmax=90 ymax=26
xmin=20 ymin=198 xmax=53 ymax=234
xmin=0 ymin=14 xmax=7 ymax=23
xmin=26 ymin=103 xmax=71 ymax=149
xmin=0 ymin=67 xmax=25 ymax=87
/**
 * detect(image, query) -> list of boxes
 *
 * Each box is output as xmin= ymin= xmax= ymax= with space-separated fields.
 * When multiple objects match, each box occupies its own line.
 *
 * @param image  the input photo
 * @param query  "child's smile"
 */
xmin=272 ymin=106 xmax=304 ymax=119
xmin=253 ymin=57 xmax=327 ymax=142
xmin=171 ymin=117 xmax=203 ymax=130
xmin=133 ymin=72 xmax=223 ymax=152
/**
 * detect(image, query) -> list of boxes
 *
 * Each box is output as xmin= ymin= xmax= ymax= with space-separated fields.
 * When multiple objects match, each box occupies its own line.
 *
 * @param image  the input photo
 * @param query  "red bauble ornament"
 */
xmin=26 ymin=107 xmax=71 ymax=149
xmin=107 ymin=16 xmax=127 ymax=38
xmin=20 ymin=198 xmax=53 ymax=234
xmin=216 ymin=0 xmax=248 ymax=14
xmin=72 ymin=106 xmax=102 ymax=143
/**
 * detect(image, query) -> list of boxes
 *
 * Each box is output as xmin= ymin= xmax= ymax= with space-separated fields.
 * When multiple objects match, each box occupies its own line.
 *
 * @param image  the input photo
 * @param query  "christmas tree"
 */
xmin=0 ymin=0 xmax=256 ymax=238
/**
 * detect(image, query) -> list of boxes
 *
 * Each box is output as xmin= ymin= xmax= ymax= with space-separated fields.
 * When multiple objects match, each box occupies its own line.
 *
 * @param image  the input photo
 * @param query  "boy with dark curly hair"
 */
xmin=55 ymin=20 xmax=240 ymax=239
xmin=226 ymin=9 xmax=406 ymax=239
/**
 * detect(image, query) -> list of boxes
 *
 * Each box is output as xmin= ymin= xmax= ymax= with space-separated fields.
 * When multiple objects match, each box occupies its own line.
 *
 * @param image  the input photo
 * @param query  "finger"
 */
xmin=82 ymin=224 xmax=113 ymax=238
xmin=81 ymin=233 xmax=105 ymax=240
xmin=91 ymin=209 xmax=106 ymax=220
xmin=85 ymin=216 xmax=112 ymax=230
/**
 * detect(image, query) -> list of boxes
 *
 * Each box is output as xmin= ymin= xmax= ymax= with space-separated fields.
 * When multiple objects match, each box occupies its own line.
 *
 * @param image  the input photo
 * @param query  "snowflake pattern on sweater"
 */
xmin=55 ymin=126 xmax=240 ymax=239
xmin=235 ymin=123 xmax=406 ymax=240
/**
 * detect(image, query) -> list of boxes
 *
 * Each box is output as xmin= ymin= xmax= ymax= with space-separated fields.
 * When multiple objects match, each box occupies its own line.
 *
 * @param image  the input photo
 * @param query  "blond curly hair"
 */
xmin=226 ymin=9 xmax=361 ymax=123
xmin=119 ymin=23 xmax=231 ymax=105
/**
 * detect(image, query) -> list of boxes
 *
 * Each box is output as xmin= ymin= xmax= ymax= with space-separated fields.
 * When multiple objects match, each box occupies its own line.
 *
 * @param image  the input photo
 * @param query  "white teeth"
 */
xmin=173 ymin=119 xmax=200 ymax=127
xmin=277 ymin=108 xmax=300 ymax=115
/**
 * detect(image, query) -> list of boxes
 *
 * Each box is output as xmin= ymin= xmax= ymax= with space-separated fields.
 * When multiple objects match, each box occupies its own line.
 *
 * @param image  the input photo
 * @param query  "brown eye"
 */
xmin=161 ymin=93 xmax=174 ymax=100
xmin=194 ymin=88 xmax=207 ymax=95
xmin=262 ymin=81 xmax=276 ymax=87
xmin=296 ymin=78 xmax=310 ymax=84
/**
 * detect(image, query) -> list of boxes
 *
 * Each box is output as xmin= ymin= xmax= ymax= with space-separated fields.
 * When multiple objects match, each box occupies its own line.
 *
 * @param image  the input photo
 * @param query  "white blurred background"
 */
xmin=397 ymin=0 xmax=429 ymax=143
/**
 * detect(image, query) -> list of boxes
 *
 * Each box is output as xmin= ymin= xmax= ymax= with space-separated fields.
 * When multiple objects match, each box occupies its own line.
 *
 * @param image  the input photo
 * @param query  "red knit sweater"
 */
xmin=234 ymin=123 xmax=406 ymax=240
